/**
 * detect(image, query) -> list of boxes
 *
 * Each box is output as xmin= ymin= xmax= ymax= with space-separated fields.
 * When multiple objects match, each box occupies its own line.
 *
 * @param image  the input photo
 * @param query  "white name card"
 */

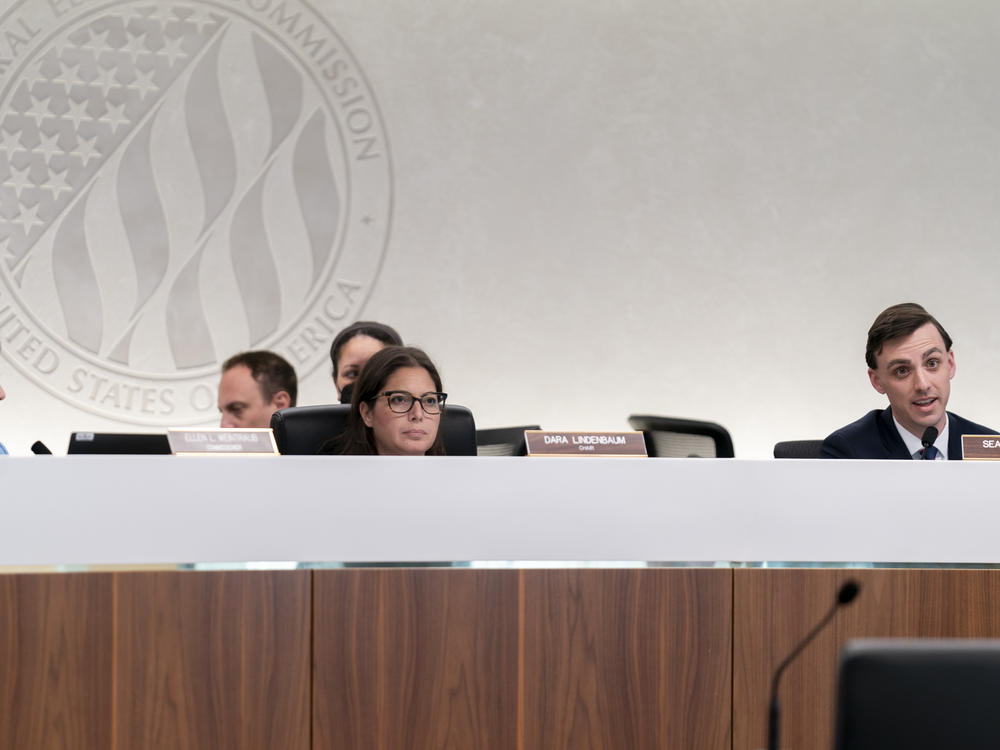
xmin=961 ymin=435 xmax=1000 ymax=460
xmin=167 ymin=428 xmax=279 ymax=456
xmin=525 ymin=430 xmax=647 ymax=457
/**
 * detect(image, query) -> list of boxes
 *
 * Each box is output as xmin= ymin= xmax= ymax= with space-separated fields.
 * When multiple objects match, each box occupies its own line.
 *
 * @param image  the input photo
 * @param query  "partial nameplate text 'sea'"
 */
xmin=961 ymin=435 xmax=1000 ymax=460
xmin=0 ymin=0 xmax=393 ymax=424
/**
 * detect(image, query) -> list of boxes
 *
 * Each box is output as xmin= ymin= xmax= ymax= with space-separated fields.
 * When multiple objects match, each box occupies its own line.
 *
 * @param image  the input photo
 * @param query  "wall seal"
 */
xmin=0 ymin=0 xmax=392 ymax=423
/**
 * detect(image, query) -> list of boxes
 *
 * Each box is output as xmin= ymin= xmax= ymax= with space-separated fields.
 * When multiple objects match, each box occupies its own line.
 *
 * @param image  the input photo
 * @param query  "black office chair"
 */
xmin=475 ymin=425 xmax=541 ymax=456
xmin=773 ymin=440 xmax=824 ymax=459
xmin=834 ymin=639 xmax=1000 ymax=750
xmin=627 ymin=414 xmax=734 ymax=458
xmin=270 ymin=404 xmax=477 ymax=455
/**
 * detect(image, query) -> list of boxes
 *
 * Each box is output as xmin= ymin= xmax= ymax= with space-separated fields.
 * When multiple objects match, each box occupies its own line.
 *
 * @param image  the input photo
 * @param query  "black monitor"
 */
xmin=67 ymin=432 xmax=172 ymax=455
xmin=834 ymin=639 xmax=1000 ymax=750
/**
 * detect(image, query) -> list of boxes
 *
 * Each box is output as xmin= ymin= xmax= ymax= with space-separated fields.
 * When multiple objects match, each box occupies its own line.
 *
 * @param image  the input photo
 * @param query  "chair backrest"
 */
xmin=440 ymin=405 xmax=476 ymax=455
xmin=773 ymin=439 xmax=824 ymax=459
xmin=271 ymin=404 xmax=477 ymax=456
xmin=475 ymin=425 xmax=541 ymax=456
xmin=834 ymin=639 xmax=1000 ymax=750
xmin=627 ymin=414 xmax=734 ymax=458
xmin=271 ymin=405 xmax=349 ymax=455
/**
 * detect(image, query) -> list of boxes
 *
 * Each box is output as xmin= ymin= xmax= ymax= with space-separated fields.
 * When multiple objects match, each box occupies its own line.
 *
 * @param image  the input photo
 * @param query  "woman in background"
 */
xmin=327 ymin=346 xmax=447 ymax=456
xmin=329 ymin=321 xmax=403 ymax=403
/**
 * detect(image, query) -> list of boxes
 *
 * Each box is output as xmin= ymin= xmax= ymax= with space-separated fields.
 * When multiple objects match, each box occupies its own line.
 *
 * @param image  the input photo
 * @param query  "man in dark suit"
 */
xmin=822 ymin=303 xmax=995 ymax=459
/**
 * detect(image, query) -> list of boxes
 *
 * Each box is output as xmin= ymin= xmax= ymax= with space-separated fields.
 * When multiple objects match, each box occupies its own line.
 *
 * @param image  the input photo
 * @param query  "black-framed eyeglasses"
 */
xmin=375 ymin=391 xmax=448 ymax=414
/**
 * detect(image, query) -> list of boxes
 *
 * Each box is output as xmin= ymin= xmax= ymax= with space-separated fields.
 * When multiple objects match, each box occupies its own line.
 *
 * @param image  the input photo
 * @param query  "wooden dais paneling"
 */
xmin=114 ymin=570 xmax=310 ymax=750
xmin=521 ymin=568 xmax=732 ymax=750
xmin=0 ymin=573 xmax=114 ymax=750
xmin=314 ymin=568 xmax=519 ymax=750
xmin=314 ymin=568 xmax=732 ymax=750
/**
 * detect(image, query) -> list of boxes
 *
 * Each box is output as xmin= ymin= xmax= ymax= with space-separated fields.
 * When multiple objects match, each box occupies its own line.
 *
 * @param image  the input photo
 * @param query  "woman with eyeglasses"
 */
xmin=323 ymin=345 xmax=447 ymax=455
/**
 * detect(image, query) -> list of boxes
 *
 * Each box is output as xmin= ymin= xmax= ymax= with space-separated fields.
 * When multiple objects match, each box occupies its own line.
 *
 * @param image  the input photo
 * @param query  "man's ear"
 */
xmin=360 ymin=401 xmax=374 ymax=428
xmin=868 ymin=368 xmax=886 ymax=395
xmin=271 ymin=390 xmax=291 ymax=411
xmin=947 ymin=349 xmax=956 ymax=380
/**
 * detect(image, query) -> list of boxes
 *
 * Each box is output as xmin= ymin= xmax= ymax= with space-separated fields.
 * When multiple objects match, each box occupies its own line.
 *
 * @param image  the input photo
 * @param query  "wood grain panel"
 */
xmin=0 ymin=573 xmax=114 ymax=750
xmin=521 ymin=568 xmax=732 ymax=750
xmin=113 ymin=570 xmax=310 ymax=750
xmin=733 ymin=568 xmax=1000 ymax=750
xmin=314 ymin=568 xmax=519 ymax=750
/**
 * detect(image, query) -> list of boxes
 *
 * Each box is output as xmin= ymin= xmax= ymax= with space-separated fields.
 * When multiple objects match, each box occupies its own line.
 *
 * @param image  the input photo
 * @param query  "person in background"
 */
xmin=329 ymin=321 xmax=402 ymax=403
xmin=821 ymin=303 xmax=995 ymax=459
xmin=323 ymin=346 xmax=446 ymax=455
xmin=217 ymin=350 xmax=298 ymax=428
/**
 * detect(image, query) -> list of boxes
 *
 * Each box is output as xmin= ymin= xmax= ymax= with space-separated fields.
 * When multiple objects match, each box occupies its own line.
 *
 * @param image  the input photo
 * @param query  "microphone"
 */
xmin=768 ymin=580 xmax=860 ymax=750
xmin=920 ymin=426 xmax=938 ymax=460
xmin=30 ymin=441 xmax=52 ymax=455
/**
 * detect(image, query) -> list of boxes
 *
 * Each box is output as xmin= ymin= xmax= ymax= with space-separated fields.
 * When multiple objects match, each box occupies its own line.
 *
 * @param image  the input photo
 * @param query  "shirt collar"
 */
xmin=892 ymin=413 xmax=949 ymax=460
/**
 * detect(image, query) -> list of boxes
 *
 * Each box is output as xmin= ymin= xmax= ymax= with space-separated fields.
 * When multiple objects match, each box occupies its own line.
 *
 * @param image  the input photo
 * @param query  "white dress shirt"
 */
xmin=893 ymin=414 xmax=948 ymax=460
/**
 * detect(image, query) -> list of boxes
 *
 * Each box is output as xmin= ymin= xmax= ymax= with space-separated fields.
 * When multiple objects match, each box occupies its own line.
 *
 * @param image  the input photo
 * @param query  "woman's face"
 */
xmin=335 ymin=335 xmax=386 ymax=395
xmin=359 ymin=366 xmax=441 ymax=455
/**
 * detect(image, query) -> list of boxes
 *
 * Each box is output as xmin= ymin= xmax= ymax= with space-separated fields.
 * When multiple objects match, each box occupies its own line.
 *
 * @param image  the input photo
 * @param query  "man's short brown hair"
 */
xmin=222 ymin=350 xmax=298 ymax=406
xmin=865 ymin=303 xmax=952 ymax=370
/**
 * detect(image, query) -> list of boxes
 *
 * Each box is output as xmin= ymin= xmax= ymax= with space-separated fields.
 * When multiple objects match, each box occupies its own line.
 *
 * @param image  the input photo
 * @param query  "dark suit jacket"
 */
xmin=821 ymin=408 xmax=996 ymax=460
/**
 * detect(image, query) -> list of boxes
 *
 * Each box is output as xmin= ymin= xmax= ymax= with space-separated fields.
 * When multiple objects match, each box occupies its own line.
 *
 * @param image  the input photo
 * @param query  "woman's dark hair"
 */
xmin=329 ymin=321 xmax=403 ymax=380
xmin=336 ymin=346 xmax=446 ymax=455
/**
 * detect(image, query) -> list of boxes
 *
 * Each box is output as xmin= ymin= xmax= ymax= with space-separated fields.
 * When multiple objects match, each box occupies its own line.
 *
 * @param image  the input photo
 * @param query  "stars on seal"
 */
xmin=159 ymin=35 xmax=188 ymax=68
xmin=51 ymin=60 xmax=85 ymax=93
xmin=5 ymin=163 xmax=36 ymax=201
xmin=100 ymin=101 xmax=130 ymax=134
xmin=129 ymin=4 xmax=177 ymax=30
xmin=45 ymin=166 xmax=74 ymax=202
xmin=80 ymin=27 xmax=114 ymax=59
xmin=71 ymin=132 xmax=101 ymax=167
xmin=127 ymin=67 xmax=158 ymax=100
xmin=90 ymin=64 xmax=121 ymax=98
xmin=177 ymin=7 xmax=220 ymax=36
xmin=0 ymin=8 xmax=219 ymax=266
xmin=63 ymin=96 xmax=93 ymax=130
xmin=65 ymin=37 xmax=100 ymax=74
xmin=35 ymin=129 xmax=64 ymax=164
xmin=12 ymin=201 xmax=44 ymax=235
xmin=121 ymin=30 xmax=151 ymax=62
xmin=0 ymin=129 xmax=25 ymax=164
xmin=25 ymin=93 xmax=56 ymax=128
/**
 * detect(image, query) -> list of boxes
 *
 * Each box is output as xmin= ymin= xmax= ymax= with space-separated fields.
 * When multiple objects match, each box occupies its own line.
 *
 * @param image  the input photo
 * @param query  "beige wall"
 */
xmin=1 ymin=0 xmax=998 ymax=456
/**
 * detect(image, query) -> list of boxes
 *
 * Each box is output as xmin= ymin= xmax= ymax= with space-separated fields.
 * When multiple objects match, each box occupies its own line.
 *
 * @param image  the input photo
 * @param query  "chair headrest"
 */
xmin=271 ymin=403 xmax=477 ymax=456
